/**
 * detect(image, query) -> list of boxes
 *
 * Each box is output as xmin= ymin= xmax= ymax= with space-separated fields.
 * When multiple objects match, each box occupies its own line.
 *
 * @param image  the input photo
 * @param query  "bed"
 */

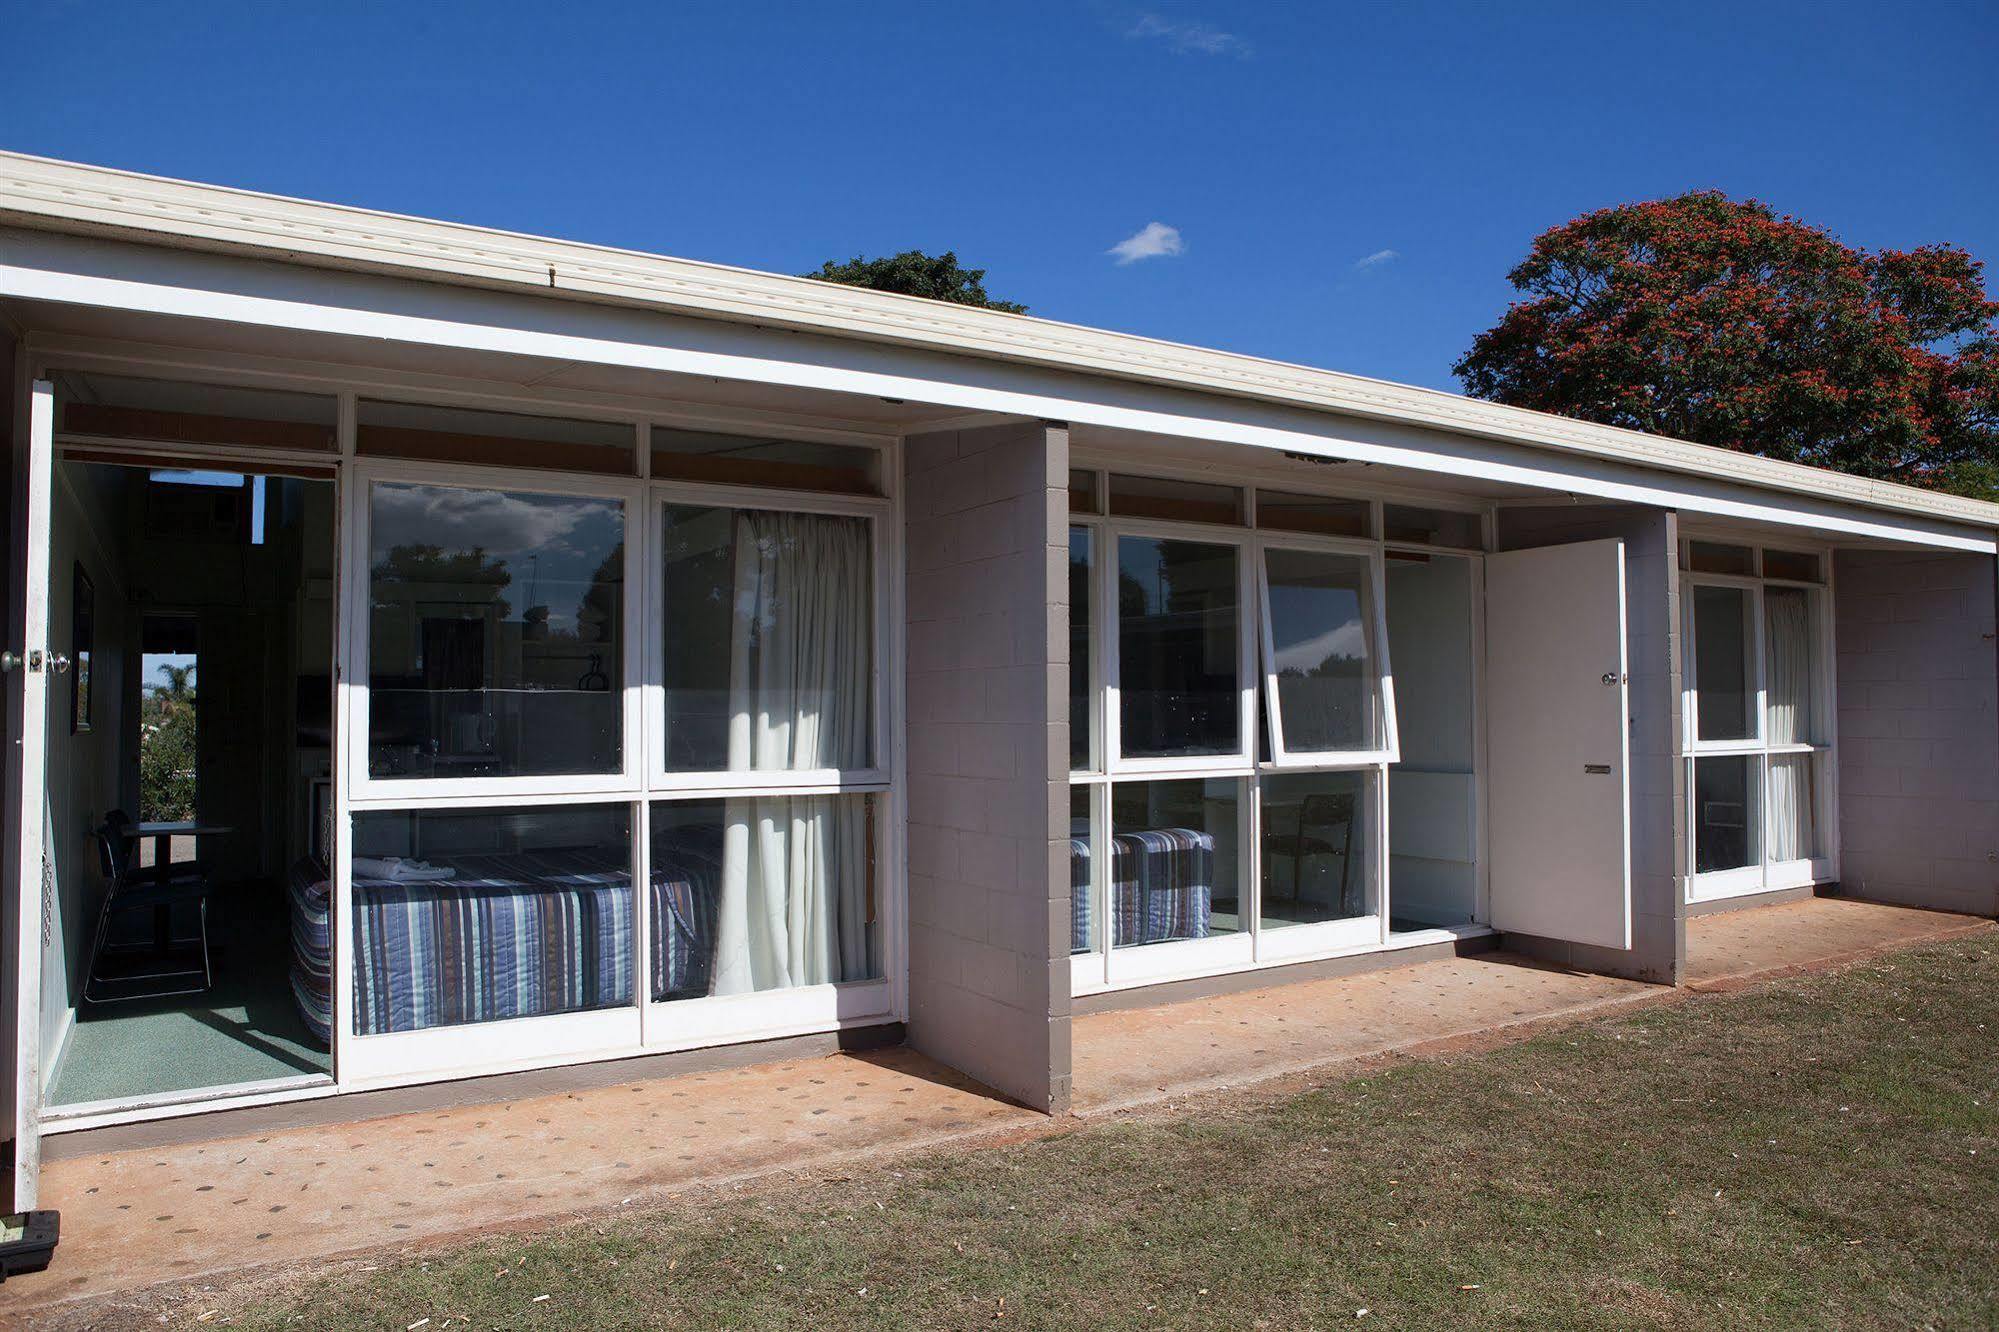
xmin=1070 ymin=826 xmax=1215 ymax=949
xmin=287 ymin=846 xmax=723 ymax=1042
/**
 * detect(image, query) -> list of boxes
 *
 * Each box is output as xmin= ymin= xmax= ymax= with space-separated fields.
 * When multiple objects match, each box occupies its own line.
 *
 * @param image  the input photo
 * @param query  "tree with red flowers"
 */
xmin=1455 ymin=192 xmax=1999 ymax=496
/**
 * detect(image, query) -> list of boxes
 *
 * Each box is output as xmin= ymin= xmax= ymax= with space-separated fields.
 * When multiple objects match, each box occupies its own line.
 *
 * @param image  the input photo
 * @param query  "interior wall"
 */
xmin=903 ymin=421 xmax=1071 ymax=1114
xmin=1495 ymin=504 xmax=1684 ymax=984
xmin=40 ymin=462 xmax=135 ymax=1079
xmin=117 ymin=475 xmax=332 ymax=885
xmin=1834 ymin=548 xmax=1999 ymax=916
xmin=1385 ymin=554 xmax=1478 ymax=926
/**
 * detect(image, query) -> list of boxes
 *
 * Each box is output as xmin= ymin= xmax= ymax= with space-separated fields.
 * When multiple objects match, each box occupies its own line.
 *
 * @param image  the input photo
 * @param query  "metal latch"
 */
xmin=1583 ymin=763 xmax=1613 ymax=775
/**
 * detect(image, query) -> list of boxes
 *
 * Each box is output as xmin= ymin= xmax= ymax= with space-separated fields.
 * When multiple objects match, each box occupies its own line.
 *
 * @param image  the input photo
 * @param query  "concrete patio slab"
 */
xmin=4 ymin=1047 xmax=1037 ymax=1315
xmin=1685 ymin=895 xmax=1994 ymax=988
xmin=1071 ymin=950 xmax=1656 ymax=1115
xmin=8 ymin=895 xmax=1987 ymax=1319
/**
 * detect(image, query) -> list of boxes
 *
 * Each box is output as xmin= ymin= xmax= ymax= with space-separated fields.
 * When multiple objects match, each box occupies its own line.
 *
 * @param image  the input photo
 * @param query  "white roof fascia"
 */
xmin=1 ymin=150 xmax=1996 ymax=537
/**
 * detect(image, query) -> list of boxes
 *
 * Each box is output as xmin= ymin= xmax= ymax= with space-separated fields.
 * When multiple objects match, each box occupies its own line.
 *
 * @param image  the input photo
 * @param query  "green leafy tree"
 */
xmin=1455 ymin=192 xmax=1999 ymax=496
xmin=802 ymin=250 xmax=1027 ymax=313
xmin=139 ymin=663 xmax=197 ymax=822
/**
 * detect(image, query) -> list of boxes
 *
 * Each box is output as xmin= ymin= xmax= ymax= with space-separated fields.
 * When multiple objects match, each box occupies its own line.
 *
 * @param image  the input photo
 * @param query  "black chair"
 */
xmin=1268 ymin=791 xmax=1360 ymax=922
xmin=84 ymin=810 xmax=216 ymax=1003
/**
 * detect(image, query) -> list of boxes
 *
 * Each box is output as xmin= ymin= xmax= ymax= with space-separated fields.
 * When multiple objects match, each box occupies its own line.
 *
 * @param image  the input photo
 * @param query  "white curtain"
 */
xmin=1764 ymin=588 xmax=1814 ymax=745
xmin=1764 ymin=588 xmax=1815 ymax=863
xmin=712 ymin=510 xmax=874 ymax=995
xmin=1767 ymin=754 xmax=1815 ymax=863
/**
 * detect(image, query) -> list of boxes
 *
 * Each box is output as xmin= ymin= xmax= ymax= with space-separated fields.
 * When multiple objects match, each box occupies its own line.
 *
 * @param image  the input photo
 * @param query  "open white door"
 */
xmin=4 ymin=380 xmax=53 ymax=1210
xmin=1485 ymin=538 xmax=1632 ymax=951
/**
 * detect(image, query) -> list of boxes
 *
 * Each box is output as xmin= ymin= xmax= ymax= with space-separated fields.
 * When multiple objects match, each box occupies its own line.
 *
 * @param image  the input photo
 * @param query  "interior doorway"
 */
xmin=40 ymin=457 xmax=336 ymax=1112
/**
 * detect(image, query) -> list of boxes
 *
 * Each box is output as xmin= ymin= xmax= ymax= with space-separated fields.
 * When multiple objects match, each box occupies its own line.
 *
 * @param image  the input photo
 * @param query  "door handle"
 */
xmin=1601 ymin=672 xmax=1625 ymax=686
xmin=0 ymin=651 xmax=17 ymax=673
xmin=49 ymin=653 xmax=70 ymax=675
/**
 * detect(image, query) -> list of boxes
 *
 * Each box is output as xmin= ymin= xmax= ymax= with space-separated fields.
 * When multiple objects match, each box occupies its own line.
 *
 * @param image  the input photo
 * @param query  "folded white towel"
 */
xmin=352 ymin=856 xmax=457 ymax=882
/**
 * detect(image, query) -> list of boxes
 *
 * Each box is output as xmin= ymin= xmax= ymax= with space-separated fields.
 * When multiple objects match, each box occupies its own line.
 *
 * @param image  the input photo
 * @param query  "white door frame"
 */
xmin=5 ymin=380 xmax=55 ymax=1209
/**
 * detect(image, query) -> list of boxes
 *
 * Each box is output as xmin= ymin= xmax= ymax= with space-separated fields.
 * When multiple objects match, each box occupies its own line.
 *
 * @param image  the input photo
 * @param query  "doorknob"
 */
xmin=49 ymin=653 xmax=70 ymax=675
xmin=0 ymin=651 xmax=17 ymax=673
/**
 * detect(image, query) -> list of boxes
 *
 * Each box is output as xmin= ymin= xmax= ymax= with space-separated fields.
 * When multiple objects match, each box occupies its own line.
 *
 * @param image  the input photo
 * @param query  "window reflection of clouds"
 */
xmin=372 ymin=483 xmax=622 ymax=635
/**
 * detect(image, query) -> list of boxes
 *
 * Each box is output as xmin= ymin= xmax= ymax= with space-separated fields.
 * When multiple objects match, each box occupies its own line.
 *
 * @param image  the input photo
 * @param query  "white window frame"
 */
xmin=1679 ymin=538 xmax=1838 ymax=904
xmin=345 ymin=457 xmax=647 ymax=804
xmin=637 ymin=471 xmax=898 ymax=1053
xmin=644 ymin=481 xmax=892 ymax=794
xmin=1103 ymin=518 xmax=1258 ymax=777
xmin=1256 ymin=532 xmax=1400 ymax=768
xmin=1067 ymin=462 xmax=1482 ymax=996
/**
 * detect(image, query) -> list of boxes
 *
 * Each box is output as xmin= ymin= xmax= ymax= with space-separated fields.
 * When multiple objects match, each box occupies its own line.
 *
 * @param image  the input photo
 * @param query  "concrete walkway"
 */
xmin=1683 ymin=895 xmax=1988 ymax=988
xmin=7 ymin=896 xmax=1989 ymax=1316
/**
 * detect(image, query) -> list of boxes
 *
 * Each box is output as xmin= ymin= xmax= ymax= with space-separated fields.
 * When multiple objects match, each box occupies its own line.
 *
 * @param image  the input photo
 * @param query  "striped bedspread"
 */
xmin=650 ymin=849 xmax=722 ymax=1003
xmin=1069 ymin=827 xmax=1215 ymax=949
xmin=288 ymin=849 xmax=726 ymax=1040
xmin=286 ymin=858 xmax=334 ymax=1044
xmin=350 ymin=849 xmax=635 ymax=1036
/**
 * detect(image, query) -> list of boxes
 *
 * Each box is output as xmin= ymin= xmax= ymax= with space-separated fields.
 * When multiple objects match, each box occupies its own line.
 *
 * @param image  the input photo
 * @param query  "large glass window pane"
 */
xmin=1692 ymin=585 xmax=1756 ymax=742
xmin=647 ymin=795 xmax=878 ymax=1001
xmin=1694 ymin=756 xmax=1760 ymax=873
xmin=650 ymin=427 xmax=881 ymax=494
xmin=1260 ymin=770 xmax=1373 ymax=930
xmin=1764 ymin=586 xmax=1816 ymax=745
xmin=350 ymin=804 xmax=633 ymax=1033
xmin=659 ymin=505 xmax=873 ymax=772
xmin=368 ymin=482 xmax=625 ymax=779
xmin=359 ymin=400 xmax=634 ymax=475
xmin=1069 ymin=527 xmax=1093 ymax=771
xmin=1110 ymin=779 xmax=1239 ymax=946
xmin=1117 ymin=537 xmax=1240 ymax=758
xmin=1767 ymin=753 xmax=1818 ymax=863
xmin=1265 ymin=547 xmax=1378 ymax=753
xmin=1069 ymin=784 xmax=1096 ymax=955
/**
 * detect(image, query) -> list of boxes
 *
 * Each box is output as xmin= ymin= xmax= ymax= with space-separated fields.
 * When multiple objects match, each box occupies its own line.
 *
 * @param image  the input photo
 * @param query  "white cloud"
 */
xmin=1108 ymin=221 xmax=1185 ymax=265
xmin=1274 ymin=620 xmax=1368 ymax=675
xmin=1128 ymin=12 xmax=1251 ymax=57
xmin=1353 ymin=248 xmax=1401 ymax=271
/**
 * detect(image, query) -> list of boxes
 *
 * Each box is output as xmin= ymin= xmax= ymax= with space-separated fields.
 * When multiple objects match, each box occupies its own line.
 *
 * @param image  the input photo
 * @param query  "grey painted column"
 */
xmin=1495 ymin=505 xmax=1686 ymax=984
xmin=901 ymin=421 xmax=1071 ymax=1113
xmin=1833 ymin=549 xmax=1999 ymax=917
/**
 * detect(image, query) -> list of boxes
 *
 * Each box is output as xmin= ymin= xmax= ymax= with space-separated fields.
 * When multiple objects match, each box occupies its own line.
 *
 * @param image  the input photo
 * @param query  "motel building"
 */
xmin=0 ymin=152 xmax=1994 ymax=1216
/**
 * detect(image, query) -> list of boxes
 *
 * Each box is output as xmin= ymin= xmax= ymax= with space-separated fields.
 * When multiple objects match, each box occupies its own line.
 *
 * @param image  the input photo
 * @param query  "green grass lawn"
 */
xmin=94 ymin=937 xmax=1999 ymax=1329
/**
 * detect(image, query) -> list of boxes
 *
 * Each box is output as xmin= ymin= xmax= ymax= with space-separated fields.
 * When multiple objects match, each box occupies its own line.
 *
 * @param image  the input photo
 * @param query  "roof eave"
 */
xmin=2 ymin=150 xmax=1996 ymax=533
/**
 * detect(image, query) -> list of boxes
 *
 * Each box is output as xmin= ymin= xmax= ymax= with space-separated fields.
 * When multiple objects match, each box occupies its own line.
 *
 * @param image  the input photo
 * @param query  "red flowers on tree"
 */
xmin=1455 ymin=192 xmax=1999 ymax=496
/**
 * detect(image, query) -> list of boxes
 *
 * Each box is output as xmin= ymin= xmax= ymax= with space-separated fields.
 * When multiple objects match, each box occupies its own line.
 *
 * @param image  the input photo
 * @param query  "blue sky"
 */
xmin=6 ymin=1 xmax=1994 ymax=392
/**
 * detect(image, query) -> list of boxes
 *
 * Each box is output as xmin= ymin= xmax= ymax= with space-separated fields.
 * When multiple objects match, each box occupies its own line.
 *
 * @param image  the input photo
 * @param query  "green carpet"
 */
xmin=48 ymin=883 xmax=330 ymax=1109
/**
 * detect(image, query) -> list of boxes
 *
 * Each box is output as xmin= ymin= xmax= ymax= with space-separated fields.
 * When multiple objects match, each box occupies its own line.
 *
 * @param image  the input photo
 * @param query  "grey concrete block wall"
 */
xmin=902 ymin=421 xmax=1072 ymax=1113
xmin=1833 ymin=549 xmax=1999 ymax=918
xmin=1495 ymin=505 xmax=1685 ymax=983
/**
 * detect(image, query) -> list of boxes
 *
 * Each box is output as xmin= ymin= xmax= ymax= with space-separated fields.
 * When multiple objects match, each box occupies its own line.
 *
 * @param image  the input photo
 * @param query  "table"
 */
xmin=120 ymin=820 xmax=232 ymax=952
